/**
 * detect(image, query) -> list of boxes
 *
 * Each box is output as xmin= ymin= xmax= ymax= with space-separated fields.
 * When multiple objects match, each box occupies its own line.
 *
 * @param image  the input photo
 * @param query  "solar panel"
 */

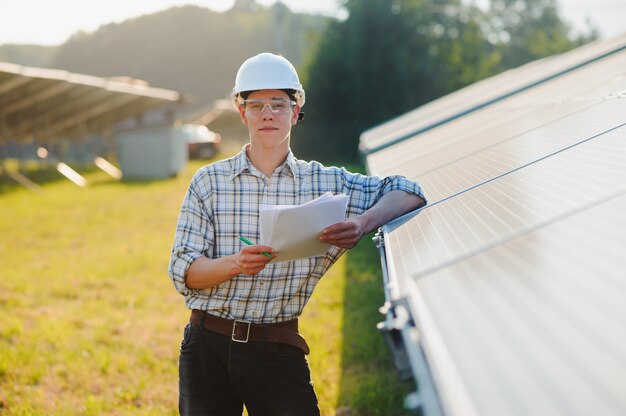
xmin=408 ymin=189 xmax=626 ymax=416
xmin=414 ymin=99 xmax=625 ymax=202
xmin=366 ymin=35 xmax=626 ymax=416
xmin=386 ymin=124 xmax=626 ymax=293
xmin=367 ymin=50 xmax=626 ymax=195
xmin=0 ymin=61 xmax=181 ymax=141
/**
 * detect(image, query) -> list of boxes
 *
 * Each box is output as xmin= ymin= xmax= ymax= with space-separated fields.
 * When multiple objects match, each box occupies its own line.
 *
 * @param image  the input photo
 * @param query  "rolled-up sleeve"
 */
xmin=339 ymin=168 xmax=427 ymax=217
xmin=168 ymin=175 xmax=214 ymax=296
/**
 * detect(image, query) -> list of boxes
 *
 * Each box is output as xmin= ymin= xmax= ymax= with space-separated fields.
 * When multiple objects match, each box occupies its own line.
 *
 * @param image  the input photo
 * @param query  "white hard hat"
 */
xmin=231 ymin=53 xmax=305 ymax=108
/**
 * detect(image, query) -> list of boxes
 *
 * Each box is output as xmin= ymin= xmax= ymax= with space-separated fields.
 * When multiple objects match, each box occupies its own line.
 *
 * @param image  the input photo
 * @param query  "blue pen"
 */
xmin=239 ymin=236 xmax=273 ymax=258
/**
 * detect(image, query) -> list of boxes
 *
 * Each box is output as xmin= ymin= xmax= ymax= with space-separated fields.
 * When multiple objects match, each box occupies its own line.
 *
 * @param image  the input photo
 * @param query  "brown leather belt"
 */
xmin=189 ymin=309 xmax=310 ymax=355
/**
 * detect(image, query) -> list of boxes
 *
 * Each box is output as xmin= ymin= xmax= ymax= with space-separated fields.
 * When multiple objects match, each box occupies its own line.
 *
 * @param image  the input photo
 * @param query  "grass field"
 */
xmin=0 ymin=152 xmax=412 ymax=415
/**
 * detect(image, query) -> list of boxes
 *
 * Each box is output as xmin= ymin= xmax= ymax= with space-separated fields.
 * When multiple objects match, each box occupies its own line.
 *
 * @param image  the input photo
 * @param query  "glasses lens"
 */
xmin=244 ymin=99 xmax=294 ymax=115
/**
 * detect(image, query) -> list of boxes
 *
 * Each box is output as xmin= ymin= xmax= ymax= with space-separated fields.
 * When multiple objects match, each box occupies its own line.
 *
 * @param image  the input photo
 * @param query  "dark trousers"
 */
xmin=178 ymin=322 xmax=320 ymax=416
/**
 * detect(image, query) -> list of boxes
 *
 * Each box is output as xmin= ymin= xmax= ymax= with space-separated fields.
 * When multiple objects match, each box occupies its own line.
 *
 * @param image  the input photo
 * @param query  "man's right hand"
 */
xmin=235 ymin=245 xmax=276 ymax=275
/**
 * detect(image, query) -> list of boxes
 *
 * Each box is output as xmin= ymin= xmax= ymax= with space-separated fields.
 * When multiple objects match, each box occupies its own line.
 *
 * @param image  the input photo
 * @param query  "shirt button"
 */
xmin=252 ymin=311 xmax=258 ymax=316
xmin=260 ymin=280 xmax=265 ymax=285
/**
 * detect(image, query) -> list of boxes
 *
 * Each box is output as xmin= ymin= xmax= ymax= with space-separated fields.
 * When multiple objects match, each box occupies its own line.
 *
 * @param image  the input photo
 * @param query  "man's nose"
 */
xmin=261 ymin=105 xmax=275 ymax=119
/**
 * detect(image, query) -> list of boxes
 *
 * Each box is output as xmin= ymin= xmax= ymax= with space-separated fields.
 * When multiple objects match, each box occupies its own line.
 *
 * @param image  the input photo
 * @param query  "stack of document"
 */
xmin=260 ymin=192 xmax=349 ymax=263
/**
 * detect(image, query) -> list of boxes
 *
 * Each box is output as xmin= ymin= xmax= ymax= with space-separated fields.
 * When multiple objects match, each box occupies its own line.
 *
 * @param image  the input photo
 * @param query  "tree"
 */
xmin=483 ymin=0 xmax=597 ymax=69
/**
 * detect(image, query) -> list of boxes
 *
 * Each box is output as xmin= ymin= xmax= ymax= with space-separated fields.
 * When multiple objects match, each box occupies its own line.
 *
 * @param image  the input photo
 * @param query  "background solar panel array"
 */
xmin=362 ymin=33 xmax=626 ymax=416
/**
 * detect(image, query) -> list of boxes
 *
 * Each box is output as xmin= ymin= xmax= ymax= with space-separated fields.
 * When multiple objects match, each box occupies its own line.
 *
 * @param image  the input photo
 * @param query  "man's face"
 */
xmin=239 ymin=89 xmax=300 ymax=149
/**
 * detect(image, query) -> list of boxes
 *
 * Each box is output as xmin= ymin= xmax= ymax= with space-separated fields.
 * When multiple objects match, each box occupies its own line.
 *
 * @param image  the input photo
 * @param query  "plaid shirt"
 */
xmin=168 ymin=145 xmax=425 ymax=323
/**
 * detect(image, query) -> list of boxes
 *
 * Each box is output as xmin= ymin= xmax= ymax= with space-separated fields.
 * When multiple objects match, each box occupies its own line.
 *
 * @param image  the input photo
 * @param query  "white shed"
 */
xmin=115 ymin=124 xmax=187 ymax=179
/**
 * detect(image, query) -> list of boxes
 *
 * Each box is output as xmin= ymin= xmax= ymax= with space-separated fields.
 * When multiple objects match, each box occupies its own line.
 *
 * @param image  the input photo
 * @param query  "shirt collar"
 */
xmin=280 ymin=150 xmax=297 ymax=177
xmin=229 ymin=144 xmax=297 ymax=180
xmin=229 ymin=144 xmax=251 ymax=179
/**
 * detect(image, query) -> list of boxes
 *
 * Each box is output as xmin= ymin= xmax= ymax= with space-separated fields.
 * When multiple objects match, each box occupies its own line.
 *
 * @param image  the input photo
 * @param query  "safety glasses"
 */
xmin=243 ymin=99 xmax=296 ymax=115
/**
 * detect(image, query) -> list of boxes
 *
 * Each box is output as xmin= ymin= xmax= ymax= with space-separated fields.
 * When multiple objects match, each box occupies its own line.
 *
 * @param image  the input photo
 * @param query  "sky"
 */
xmin=0 ymin=0 xmax=624 ymax=46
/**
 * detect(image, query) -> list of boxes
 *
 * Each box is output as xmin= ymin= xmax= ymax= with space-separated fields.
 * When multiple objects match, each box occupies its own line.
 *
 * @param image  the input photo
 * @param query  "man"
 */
xmin=169 ymin=52 xmax=426 ymax=415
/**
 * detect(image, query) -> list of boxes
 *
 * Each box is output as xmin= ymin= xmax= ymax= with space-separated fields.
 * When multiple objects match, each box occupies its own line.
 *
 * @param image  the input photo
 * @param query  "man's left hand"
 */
xmin=318 ymin=218 xmax=365 ymax=249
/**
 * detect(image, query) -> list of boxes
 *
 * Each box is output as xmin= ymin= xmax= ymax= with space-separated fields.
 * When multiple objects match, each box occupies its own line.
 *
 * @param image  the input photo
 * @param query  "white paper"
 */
xmin=260 ymin=192 xmax=349 ymax=263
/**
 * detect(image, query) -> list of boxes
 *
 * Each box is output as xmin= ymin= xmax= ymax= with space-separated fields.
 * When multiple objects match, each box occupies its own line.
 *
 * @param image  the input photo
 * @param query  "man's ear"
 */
xmin=239 ymin=105 xmax=248 ymax=126
xmin=291 ymin=105 xmax=301 ymax=125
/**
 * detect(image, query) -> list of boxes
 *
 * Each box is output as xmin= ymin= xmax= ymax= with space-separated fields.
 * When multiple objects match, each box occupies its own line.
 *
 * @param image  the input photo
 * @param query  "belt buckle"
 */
xmin=231 ymin=320 xmax=251 ymax=343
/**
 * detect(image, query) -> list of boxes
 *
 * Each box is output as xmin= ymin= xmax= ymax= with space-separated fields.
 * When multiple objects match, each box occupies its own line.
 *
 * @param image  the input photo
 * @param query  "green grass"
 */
xmin=0 ymin=152 xmax=412 ymax=415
